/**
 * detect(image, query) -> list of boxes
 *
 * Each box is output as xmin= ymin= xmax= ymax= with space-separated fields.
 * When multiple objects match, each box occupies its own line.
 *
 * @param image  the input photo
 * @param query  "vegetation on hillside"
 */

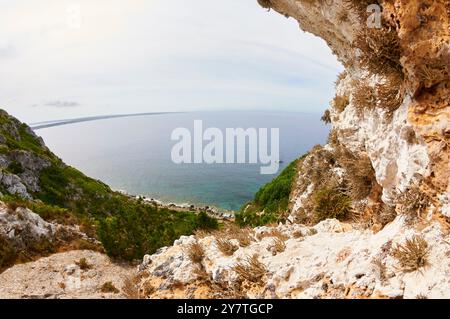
xmin=0 ymin=110 xmax=218 ymax=262
xmin=235 ymin=156 xmax=305 ymax=227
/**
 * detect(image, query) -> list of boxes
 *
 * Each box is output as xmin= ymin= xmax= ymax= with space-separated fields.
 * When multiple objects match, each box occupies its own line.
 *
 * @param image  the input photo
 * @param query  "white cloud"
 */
xmin=0 ymin=0 xmax=343 ymax=123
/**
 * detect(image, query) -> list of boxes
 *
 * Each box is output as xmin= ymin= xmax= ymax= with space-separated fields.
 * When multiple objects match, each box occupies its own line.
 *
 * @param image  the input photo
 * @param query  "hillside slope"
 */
xmin=0 ymin=110 xmax=218 ymax=269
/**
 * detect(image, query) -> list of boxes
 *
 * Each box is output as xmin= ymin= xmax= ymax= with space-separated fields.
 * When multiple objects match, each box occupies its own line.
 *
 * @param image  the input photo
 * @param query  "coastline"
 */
xmin=115 ymin=189 xmax=235 ymax=220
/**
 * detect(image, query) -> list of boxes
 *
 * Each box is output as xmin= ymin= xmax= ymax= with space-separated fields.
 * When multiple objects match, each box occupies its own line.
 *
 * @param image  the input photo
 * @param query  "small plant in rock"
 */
xmin=396 ymin=185 xmax=431 ymax=224
xmin=257 ymin=229 xmax=289 ymax=241
xmin=216 ymin=238 xmax=238 ymax=256
xmin=233 ymin=254 xmax=267 ymax=284
xmin=375 ymin=204 xmax=397 ymax=226
xmin=321 ymin=109 xmax=332 ymax=124
xmin=122 ymin=273 xmax=147 ymax=299
xmin=352 ymin=82 xmax=377 ymax=113
xmin=75 ymin=257 xmax=92 ymax=271
xmin=391 ymin=235 xmax=430 ymax=273
xmin=402 ymin=127 xmax=418 ymax=145
xmin=185 ymin=242 xmax=205 ymax=264
xmin=371 ymin=257 xmax=387 ymax=282
xmin=333 ymin=95 xmax=350 ymax=113
xmin=101 ymin=281 xmax=119 ymax=294
xmin=313 ymin=182 xmax=352 ymax=222
xmin=257 ymin=0 xmax=272 ymax=10
xmin=235 ymin=228 xmax=253 ymax=247
xmin=267 ymin=238 xmax=286 ymax=255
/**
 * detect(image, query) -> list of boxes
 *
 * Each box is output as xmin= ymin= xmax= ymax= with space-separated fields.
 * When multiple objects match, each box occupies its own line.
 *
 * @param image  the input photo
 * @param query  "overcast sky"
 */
xmin=0 ymin=0 xmax=343 ymax=123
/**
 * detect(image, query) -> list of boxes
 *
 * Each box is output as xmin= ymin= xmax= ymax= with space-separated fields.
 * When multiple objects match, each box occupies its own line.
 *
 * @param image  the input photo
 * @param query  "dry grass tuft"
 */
xmin=376 ymin=204 xmax=397 ymax=226
xmin=257 ymin=0 xmax=272 ymax=10
xmin=371 ymin=257 xmax=387 ymax=282
xmin=235 ymin=228 xmax=253 ymax=247
xmin=355 ymin=24 xmax=403 ymax=76
xmin=313 ymin=181 xmax=352 ymax=222
xmin=402 ymin=127 xmax=418 ymax=145
xmin=335 ymin=71 xmax=347 ymax=88
xmin=216 ymin=238 xmax=238 ymax=256
xmin=343 ymin=0 xmax=379 ymax=16
xmin=334 ymin=145 xmax=377 ymax=201
xmin=375 ymin=71 xmax=405 ymax=112
xmin=396 ymin=185 xmax=431 ymax=224
xmin=352 ymin=82 xmax=377 ymax=113
xmin=391 ymin=235 xmax=430 ymax=273
xmin=184 ymin=242 xmax=205 ymax=264
xmin=76 ymin=257 xmax=92 ymax=271
xmin=194 ymin=229 xmax=211 ymax=239
xmin=292 ymin=230 xmax=304 ymax=238
xmin=101 ymin=281 xmax=119 ymax=294
xmin=333 ymin=95 xmax=350 ymax=113
xmin=233 ymin=254 xmax=267 ymax=284
xmin=267 ymin=237 xmax=286 ymax=255
xmin=321 ymin=109 xmax=332 ymax=124
xmin=257 ymin=229 xmax=289 ymax=241
xmin=122 ymin=274 xmax=143 ymax=299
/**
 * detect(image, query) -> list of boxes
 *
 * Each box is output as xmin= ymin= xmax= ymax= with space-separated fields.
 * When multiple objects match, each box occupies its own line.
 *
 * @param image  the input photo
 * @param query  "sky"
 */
xmin=0 ymin=0 xmax=343 ymax=124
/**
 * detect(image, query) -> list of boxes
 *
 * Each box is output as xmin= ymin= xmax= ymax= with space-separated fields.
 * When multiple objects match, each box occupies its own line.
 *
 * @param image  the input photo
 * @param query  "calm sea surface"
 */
xmin=36 ymin=111 xmax=329 ymax=211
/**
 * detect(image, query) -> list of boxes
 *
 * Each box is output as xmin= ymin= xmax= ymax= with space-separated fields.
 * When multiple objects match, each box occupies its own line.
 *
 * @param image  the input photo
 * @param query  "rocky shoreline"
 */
xmin=116 ymin=190 xmax=235 ymax=220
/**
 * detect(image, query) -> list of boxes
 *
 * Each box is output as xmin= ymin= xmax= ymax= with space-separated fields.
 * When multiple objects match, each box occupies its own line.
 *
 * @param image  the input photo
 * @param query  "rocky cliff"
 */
xmin=130 ymin=0 xmax=449 ymax=299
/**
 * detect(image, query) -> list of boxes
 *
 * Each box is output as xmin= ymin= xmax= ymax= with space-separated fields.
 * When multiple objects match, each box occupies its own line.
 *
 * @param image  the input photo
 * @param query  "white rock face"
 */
xmin=332 ymin=74 xmax=431 ymax=204
xmin=0 ymin=204 xmax=55 ymax=241
xmin=138 ymin=218 xmax=449 ymax=299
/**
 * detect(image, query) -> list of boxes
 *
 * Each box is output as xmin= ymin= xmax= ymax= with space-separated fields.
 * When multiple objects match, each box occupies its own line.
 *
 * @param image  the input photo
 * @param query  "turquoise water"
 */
xmin=36 ymin=111 xmax=329 ymax=211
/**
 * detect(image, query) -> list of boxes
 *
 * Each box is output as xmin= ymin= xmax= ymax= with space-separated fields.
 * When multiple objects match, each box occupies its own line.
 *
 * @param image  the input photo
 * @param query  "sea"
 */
xmin=35 ymin=111 xmax=329 ymax=211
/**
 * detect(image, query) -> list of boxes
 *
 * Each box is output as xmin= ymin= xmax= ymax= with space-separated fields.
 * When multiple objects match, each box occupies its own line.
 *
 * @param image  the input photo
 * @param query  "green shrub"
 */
xmin=97 ymin=202 xmax=217 ymax=261
xmin=7 ymin=161 xmax=24 ymax=175
xmin=236 ymin=157 xmax=302 ymax=227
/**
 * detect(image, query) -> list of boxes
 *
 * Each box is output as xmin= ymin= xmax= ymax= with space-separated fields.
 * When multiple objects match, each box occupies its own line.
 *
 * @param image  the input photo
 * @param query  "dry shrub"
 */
xmin=337 ymin=9 xmax=349 ymax=23
xmin=216 ymin=238 xmax=238 ymax=256
xmin=194 ymin=229 xmax=211 ymax=239
xmin=335 ymin=146 xmax=377 ymax=201
xmin=371 ymin=257 xmax=387 ymax=282
xmin=416 ymin=50 xmax=450 ymax=89
xmin=376 ymin=204 xmax=397 ymax=226
xmin=327 ymin=129 xmax=339 ymax=146
xmin=75 ymin=257 xmax=92 ymax=270
xmin=257 ymin=229 xmax=289 ymax=241
xmin=321 ymin=109 xmax=332 ymax=124
xmin=292 ymin=230 xmax=304 ymax=238
xmin=354 ymin=23 xmax=402 ymax=76
xmin=257 ymin=0 xmax=272 ymax=9
xmin=333 ymin=95 xmax=350 ymax=113
xmin=215 ymin=224 xmax=254 ymax=247
xmin=402 ymin=126 xmax=418 ymax=145
xmin=352 ymin=82 xmax=377 ymax=113
xmin=184 ymin=242 xmax=204 ymax=264
xmin=101 ymin=281 xmax=119 ymax=294
xmin=267 ymin=238 xmax=286 ymax=255
xmin=122 ymin=274 xmax=142 ymax=299
xmin=0 ymin=235 xmax=17 ymax=272
xmin=391 ymin=235 xmax=430 ymax=272
xmin=235 ymin=228 xmax=253 ymax=247
xmin=335 ymin=71 xmax=347 ymax=88
xmin=233 ymin=254 xmax=267 ymax=284
xmin=313 ymin=182 xmax=352 ymax=222
xmin=343 ymin=0 xmax=379 ymax=16
xmin=396 ymin=185 xmax=431 ymax=224
xmin=375 ymin=71 xmax=405 ymax=112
